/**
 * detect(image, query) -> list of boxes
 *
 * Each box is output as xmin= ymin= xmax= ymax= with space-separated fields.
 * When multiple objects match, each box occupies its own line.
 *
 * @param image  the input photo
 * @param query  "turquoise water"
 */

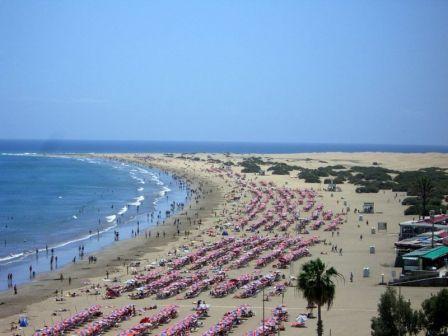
xmin=0 ymin=155 xmax=188 ymax=290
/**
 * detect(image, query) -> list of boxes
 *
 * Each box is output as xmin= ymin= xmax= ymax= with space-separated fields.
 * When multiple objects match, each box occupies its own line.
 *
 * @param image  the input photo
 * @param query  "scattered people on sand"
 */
xmin=2 ymin=154 xmax=439 ymax=336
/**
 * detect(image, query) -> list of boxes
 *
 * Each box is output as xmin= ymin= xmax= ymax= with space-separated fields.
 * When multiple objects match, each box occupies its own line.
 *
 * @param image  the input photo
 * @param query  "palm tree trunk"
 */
xmin=422 ymin=195 xmax=427 ymax=217
xmin=317 ymin=304 xmax=323 ymax=336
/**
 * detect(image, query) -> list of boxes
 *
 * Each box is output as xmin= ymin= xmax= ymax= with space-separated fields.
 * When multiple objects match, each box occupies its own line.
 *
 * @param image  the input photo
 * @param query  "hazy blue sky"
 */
xmin=0 ymin=1 xmax=447 ymax=145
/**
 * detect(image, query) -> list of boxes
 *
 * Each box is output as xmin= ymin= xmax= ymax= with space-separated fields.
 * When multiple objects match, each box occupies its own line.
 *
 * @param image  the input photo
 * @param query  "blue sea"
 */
xmin=0 ymin=139 xmax=446 ymax=291
xmin=0 ymin=154 xmax=188 ymax=291
xmin=0 ymin=139 xmax=447 ymax=154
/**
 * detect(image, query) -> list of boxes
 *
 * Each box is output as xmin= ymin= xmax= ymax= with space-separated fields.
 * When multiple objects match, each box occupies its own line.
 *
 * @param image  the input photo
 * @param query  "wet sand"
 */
xmin=0 ymin=156 xmax=224 ymax=319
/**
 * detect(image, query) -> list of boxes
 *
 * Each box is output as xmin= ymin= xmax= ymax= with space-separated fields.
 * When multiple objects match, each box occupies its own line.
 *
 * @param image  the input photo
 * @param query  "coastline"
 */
xmin=0 ymin=155 xmax=186 ymax=291
xmin=1 ymin=151 xmax=447 ymax=335
xmin=0 ymin=154 xmax=223 ymax=319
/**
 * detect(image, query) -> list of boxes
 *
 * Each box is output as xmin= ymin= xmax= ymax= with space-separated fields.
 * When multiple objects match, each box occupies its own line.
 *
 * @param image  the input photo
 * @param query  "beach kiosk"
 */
xmin=377 ymin=222 xmax=387 ymax=231
xmin=325 ymin=180 xmax=341 ymax=192
xmin=326 ymin=181 xmax=337 ymax=192
xmin=363 ymin=202 xmax=374 ymax=214
xmin=402 ymin=246 xmax=448 ymax=273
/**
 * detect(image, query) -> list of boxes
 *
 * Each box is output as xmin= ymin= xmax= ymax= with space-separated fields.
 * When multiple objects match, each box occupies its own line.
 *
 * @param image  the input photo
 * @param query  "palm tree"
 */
xmin=416 ymin=176 xmax=434 ymax=218
xmin=296 ymin=258 xmax=343 ymax=336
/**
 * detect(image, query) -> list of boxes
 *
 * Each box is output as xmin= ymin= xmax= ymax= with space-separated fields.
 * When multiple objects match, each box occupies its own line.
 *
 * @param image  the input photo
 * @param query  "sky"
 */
xmin=0 ymin=1 xmax=447 ymax=145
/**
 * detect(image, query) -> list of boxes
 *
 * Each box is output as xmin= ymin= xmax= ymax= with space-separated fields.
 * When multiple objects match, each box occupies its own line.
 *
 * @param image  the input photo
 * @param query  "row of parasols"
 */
xmin=34 ymin=304 xmax=135 ymax=336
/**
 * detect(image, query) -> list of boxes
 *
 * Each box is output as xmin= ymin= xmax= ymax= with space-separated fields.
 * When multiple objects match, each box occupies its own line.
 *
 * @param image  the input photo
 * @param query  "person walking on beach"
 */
xmin=350 ymin=272 xmax=354 ymax=282
xmin=13 ymin=284 xmax=17 ymax=295
xmin=7 ymin=273 xmax=13 ymax=288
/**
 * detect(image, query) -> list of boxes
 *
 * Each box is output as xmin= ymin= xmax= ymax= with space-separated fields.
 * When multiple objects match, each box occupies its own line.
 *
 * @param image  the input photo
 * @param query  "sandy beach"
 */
xmin=1 ymin=152 xmax=447 ymax=336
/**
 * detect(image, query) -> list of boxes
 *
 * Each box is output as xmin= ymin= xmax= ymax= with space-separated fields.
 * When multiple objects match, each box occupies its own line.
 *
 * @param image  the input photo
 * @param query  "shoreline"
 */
xmin=0 ymin=155 xmax=223 ymax=319
xmin=1 ymin=152 xmax=447 ymax=335
xmin=0 ymin=156 xmax=186 ymax=291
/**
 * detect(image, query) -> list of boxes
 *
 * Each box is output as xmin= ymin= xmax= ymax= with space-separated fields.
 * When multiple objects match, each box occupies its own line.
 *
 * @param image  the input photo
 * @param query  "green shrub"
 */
xmin=421 ymin=288 xmax=448 ymax=335
xmin=371 ymin=287 xmax=423 ymax=336
xmin=401 ymin=197 xmax=419 ymax=206
xmin=333 ymin=176 xmax=346 ymax=184
xmin=298 ymin=169 xmax=321 ymax=183
xmin=356 ymin=184 xmax=380 ymax=193
xmin=267 ymin=162 xmax=300 ymax=175
xmin=241 ymin=162 xmax=262 ymax=173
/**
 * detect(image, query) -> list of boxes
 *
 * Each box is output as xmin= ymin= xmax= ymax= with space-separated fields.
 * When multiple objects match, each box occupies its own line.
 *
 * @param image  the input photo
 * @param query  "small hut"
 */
xmin=327 ymin=181 xmax=336 ymax=192
xmin=363 ymin=202 xmax=374 ymax=213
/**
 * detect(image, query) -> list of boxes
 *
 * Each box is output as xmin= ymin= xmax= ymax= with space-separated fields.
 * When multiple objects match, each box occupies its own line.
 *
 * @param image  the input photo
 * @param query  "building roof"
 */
xmin=427 ymin=214 xmax=448 ymax=224
xmin=400 ymin=214 xmax=448 ymax=226
xmin=403 ymin=246 xmax=448 ymax=261
xmin=399 ymin=222 xmax=448 ymax=230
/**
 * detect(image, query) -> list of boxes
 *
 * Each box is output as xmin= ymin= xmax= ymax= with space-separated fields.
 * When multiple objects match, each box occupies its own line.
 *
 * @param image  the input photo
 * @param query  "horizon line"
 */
xmin=0 ymin=138 xmax=447 ymax=148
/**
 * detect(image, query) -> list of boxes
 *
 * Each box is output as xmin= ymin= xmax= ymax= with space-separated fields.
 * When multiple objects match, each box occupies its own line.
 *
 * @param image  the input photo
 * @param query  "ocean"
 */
xmin=0 ymin=139 xmax=447 ymax=154
xmin=0 ymin=139 xmax=446 ymax=291
xmin=0 ymin=154 xmax=188 ymax=290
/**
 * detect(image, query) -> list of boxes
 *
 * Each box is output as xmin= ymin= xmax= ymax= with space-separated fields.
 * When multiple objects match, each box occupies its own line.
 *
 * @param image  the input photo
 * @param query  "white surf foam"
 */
xmin=0 ymin=252 xmax=24 ymax=263
xmin=118 ymin=206 xmax=128 ymax=215
xmin=128 ymin=195 xmax=144 ymax=206
xmin=1 ymin=152 xmax=38 ymax=157
xmin=106 ymin=215 xmax=117 ymax=223
xmin=159 ymin=186 xmax=171 ymax=197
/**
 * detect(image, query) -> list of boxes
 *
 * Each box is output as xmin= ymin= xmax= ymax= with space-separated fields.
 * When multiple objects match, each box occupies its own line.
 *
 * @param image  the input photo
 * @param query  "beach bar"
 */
xmin=398 ymin=214 xmax=448 ymax=240
xmin=395 ymin=230 xmax=448 ymax=252
xmin=402 ymin=246 xmax=448 ymax=273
